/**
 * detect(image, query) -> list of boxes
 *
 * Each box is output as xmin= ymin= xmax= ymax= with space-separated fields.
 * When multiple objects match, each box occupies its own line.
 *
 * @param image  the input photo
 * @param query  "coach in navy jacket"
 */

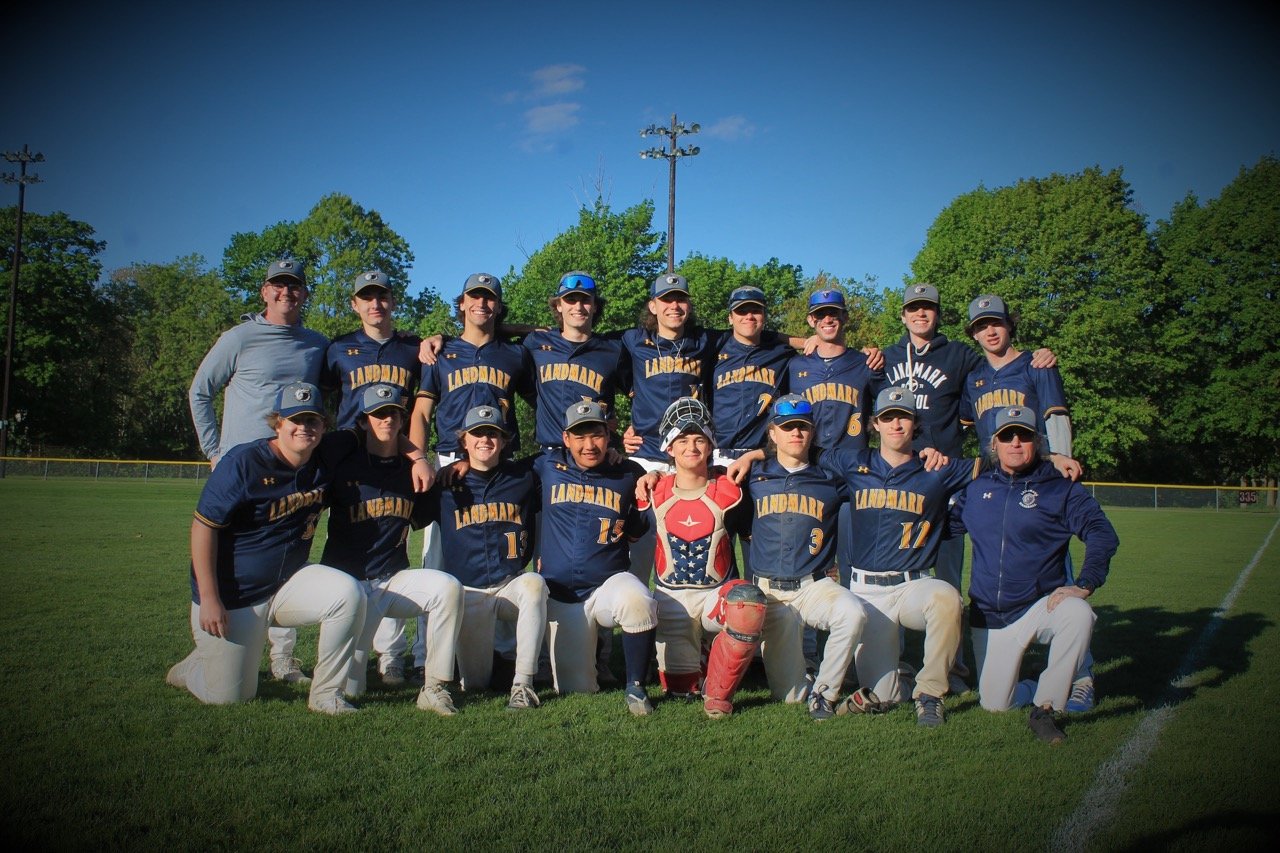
xmin=949 ymin=404 xmax=1118 ymax=743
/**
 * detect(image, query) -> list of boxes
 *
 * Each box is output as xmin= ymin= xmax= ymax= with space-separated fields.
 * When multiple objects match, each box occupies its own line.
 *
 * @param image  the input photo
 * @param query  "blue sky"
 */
xmin=6 ymin=1 xmax=1277 ymax=302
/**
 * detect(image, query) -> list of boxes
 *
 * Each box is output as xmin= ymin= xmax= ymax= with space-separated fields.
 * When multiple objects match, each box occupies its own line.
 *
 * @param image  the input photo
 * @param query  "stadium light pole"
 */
xmin=640 ymin=113 xmax=700 ymax=273
xmin=1 ymin=144 xmax=44 ymax=478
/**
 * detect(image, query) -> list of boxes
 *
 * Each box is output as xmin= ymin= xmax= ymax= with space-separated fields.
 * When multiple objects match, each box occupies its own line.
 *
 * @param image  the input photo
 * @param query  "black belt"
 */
xmin=759 ymin=576 xmax=818 ymax=591
xmin=851 ymin=569 xmax=930 ymax=587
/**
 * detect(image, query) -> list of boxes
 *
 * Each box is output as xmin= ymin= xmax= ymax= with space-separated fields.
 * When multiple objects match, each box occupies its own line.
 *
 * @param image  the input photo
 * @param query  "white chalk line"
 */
xmin=1049 ymin=516 xmax=1280 ymax=853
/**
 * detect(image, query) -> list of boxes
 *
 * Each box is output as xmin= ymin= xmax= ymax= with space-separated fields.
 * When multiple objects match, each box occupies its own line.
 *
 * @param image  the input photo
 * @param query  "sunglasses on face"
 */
xmin=732 ymin=305 xmax=764 ymax=316
xmin=561 ymin=293 xmax=593 ymax=305
xmin=995 ymin=427 xmax=1037 ymax=443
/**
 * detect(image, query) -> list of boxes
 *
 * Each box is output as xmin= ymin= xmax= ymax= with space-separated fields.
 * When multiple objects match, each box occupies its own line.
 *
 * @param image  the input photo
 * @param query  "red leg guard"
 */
xmin=659 ymin=670 xmax=702 ymax=697
xmin=703 ymin=583 xmax=767 ymax=717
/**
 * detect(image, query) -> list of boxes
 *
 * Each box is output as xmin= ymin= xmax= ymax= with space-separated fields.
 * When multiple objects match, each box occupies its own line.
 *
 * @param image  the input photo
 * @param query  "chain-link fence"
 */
xmin=0 ymin=457 xmax=208 ymax=481
xmin=1085 ymin=482 xmax=1278 ymax=512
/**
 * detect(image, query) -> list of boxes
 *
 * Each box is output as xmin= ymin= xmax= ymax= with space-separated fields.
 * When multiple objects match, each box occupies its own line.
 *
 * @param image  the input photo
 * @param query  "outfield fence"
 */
xmin=0 ymin=456 xmax=209 ymax=481
xmin=0 ymin=458 xmax=1276 ymax=510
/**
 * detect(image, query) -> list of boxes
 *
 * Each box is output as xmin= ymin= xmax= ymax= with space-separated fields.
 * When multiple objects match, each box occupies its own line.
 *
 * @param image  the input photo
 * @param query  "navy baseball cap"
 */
xmin=353 ymin=270 xmax=391 ymax=296
xmin=874 ymin=386 xmax=917 ymax=419
xmin=770 ymin=394 xmax=814 ymax=427
xmin=807 ymin=289 xmax=846 ymax=314
xmin=903 ymin=283 xmax=939 ymax=308
xmin=557 ymin=271 xmax=598 ymax=296
xmin=276 ymin=381 xmax=323 ymax=418
xmin=966 ymin=294 xmax=1011 ymax=334
xmin=463 ymin=404 xmax=510 ymax=436
xmin=266 ymin=258 xmax=306 ymax=285
xmin=728 ymin=286 xmax=766 ymax=311
xmin=564 ymin=400 xmax=608 ymax=431
xmin=462 ymin=272 xmax=502 ymax=299
xmin=360 ymin=383 xmax=406 ymax=416
xmin=993 ymin=405 xmax=1037 ymax=438
xmin=651 ymin=273 xmax=689 ymax=298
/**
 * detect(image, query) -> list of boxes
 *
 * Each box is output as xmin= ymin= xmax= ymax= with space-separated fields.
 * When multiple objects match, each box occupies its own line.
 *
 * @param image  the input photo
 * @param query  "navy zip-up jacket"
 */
xmin=950 ymin=460 xmax=1118 ymax=629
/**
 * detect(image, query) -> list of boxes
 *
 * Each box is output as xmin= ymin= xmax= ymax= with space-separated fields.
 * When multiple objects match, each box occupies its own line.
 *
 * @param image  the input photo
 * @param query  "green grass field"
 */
xmin=1 ymin=478 xmax=1277 ymax=851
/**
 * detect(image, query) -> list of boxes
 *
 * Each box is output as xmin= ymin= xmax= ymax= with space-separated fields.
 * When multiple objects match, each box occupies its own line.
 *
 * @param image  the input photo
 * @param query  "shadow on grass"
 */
xmin=1113 ymin=808 xmax=1279 ymax=851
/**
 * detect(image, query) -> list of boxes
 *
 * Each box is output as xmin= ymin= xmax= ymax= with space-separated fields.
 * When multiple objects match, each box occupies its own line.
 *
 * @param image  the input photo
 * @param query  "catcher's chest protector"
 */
xmin=649 ymin=476 xmax=742 ymax=588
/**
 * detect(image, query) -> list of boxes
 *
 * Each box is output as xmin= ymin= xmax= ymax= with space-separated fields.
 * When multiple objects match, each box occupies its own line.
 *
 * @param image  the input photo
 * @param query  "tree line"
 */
xmin=1 ymin=157 xmax=1275 ymax=488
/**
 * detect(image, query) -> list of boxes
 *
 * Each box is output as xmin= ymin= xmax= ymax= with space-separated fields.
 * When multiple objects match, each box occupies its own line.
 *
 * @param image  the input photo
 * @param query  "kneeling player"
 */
xmin=638 ymin=398 xmax=764 ymax=720
xmin=535 ymin=401 xmax=658 ymax=715
xmin=321 ymin=384 xmax=464 ymax=716
xmin=743 ymin=395 xmax=867 ymax=721
xmin=428 ymin=404 xmax=548 ymax=710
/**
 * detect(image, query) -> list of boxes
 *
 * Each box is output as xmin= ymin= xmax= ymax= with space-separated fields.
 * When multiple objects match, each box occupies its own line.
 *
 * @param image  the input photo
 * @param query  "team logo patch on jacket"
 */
xmin=1019 ymin=489 xmax=1039 ymax=509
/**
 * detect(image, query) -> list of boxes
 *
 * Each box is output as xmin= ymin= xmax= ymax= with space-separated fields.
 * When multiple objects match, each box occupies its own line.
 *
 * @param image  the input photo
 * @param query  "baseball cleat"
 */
xmin=1028 ymin=706 xmax=1066 ymax=744
xmin=416 ymin=683 xmax=457 ymax=716
xmin=507 ymin=684 xmax=541 ymax=711
xmin=703 ymin=697 xmax=733 ymax=719
xmin=1066 ymin=676 xmax=1096 ymax=713
xmin=915 ymin=693 xmax=945 ymax=727
xmin=270 ymin=656 xmax=312 ymax=685
xmin=625 ymin=684 xmax=654 ymax=716
xmin=808 ymin=686 xmax=836 ymax=722
xmin=379 ymin=655 xmax=406 ymax=687
xmin=165 ymin=654 xmax=195 ymax=689
xmin=309 ymin=695 xmax=359 ymax=715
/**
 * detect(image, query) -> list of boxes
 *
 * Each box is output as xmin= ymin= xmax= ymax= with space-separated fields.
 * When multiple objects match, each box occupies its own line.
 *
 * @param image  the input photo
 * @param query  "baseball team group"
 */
xmin=167 ymin=259 xmax=1119 ymax=745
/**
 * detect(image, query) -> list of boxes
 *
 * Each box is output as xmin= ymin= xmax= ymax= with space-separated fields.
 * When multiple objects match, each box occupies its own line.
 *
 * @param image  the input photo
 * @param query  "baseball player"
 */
xmin=409 ymin=272 xmax=534 ymax=679
xmin=166 ymin=382 xmax=366 ymax=714
xmin=424 ymin=404 xmax=547 ymax=710
xmin=320 ymin=384 xmax=463 ymax=716
xmin=815 ymin=386 xmax=981 ymax=726
xmin=534 ymin=401 xmax=657 ymax=715
xmin=959 ymin=294 xmax=1093 ymax=710
xmin=188 ymin=258 xmax=329 ymax=685
xmin=742 ymin=395 xmax=867 ymax=721
xmin=324 ymin=270 xmax=427 ymax=686
xmin=882 ymin=283 xmax=1058 ymax=689
xmin=949 ymin=405 xmax=1118 ymax=743
xmin=635 ymin=397 xmax=764 ymax=720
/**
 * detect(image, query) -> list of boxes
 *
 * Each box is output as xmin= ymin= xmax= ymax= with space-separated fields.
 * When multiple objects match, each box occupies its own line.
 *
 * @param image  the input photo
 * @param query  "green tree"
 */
xmin=0 ymin=208 xmax=119 ymax=454
xmin=1151 ymin=156 xmax=1280 ymax=485
xmin=910 ymin=167 xmax=1160 ymax=475
xmin=676 ymin=254 xmax=804 ymax=331
xmin=502 ymin=198 xmax=665 ymax=333
xmin=103 ymin=257 xmax=235 ymax=457
xmin=775 ymin=271 xmax=888 ymax=346
xmin=220 ymin=193 xmax=421 ymax=339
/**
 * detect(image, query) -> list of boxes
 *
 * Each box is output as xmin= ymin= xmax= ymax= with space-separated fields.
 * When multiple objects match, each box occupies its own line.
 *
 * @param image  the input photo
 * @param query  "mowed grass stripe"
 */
xmin=1 ymin=481 xmax=1277 ymax=850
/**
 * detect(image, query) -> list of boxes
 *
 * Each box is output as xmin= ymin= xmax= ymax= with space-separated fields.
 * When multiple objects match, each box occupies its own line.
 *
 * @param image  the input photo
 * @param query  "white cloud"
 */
xmin=529 ymin=63 xmax=586 ymax=98
xmin=703 ymin=115 xmax=756 ymax=141
xmin=524 ymin=102 xmax=581 ymax=135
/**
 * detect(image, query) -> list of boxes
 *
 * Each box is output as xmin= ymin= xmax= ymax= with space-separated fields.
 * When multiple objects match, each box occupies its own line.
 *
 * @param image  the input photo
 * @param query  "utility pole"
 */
xmin=1 ymin=144 xmax=44 ymax=478
xmin=640 ymin=114 xmax=700 ymax=273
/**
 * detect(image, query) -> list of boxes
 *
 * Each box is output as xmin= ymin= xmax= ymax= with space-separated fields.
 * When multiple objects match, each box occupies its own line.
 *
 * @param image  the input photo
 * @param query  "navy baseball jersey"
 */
xmin=951 ymin=460 xmax=1118 ymax=629
xmin=533 ymin=449 xmax=649 ymax=602
xmin=961 ymin=351 xmax=1069 ymax=449
xmin=744 ymin=458 xmax=848 ymax=582
xmin=523 ymin=329 xmax=629 ymax=448
xmin=818 ymin=448 xmax=979 ymax=574
xmin=710 ymin=336 xmax=794 ymax=454
xmin=621 ymin=327 xmax=727 ymax=461
xmin=420 ymin=458 xmax=540 ymax=588
xmin=191 ymin=432 xmax=356 ymax=609
xmin=324 ymin=330 xmax=423 ymax=429
xmin=321 ymin=448 xmax=432 ymax=581
xmin=418 ymin=337 xmax=534 ymax=455
xmin=788 ymin=350 xmax=880 ymax=451
xmin=882 ymin=333 xmax=984 ymax=455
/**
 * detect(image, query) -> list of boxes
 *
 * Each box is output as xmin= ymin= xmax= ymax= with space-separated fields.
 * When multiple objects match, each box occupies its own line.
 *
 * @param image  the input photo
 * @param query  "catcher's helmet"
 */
xmin=658 ymin=396 xmax=715 ymax=453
